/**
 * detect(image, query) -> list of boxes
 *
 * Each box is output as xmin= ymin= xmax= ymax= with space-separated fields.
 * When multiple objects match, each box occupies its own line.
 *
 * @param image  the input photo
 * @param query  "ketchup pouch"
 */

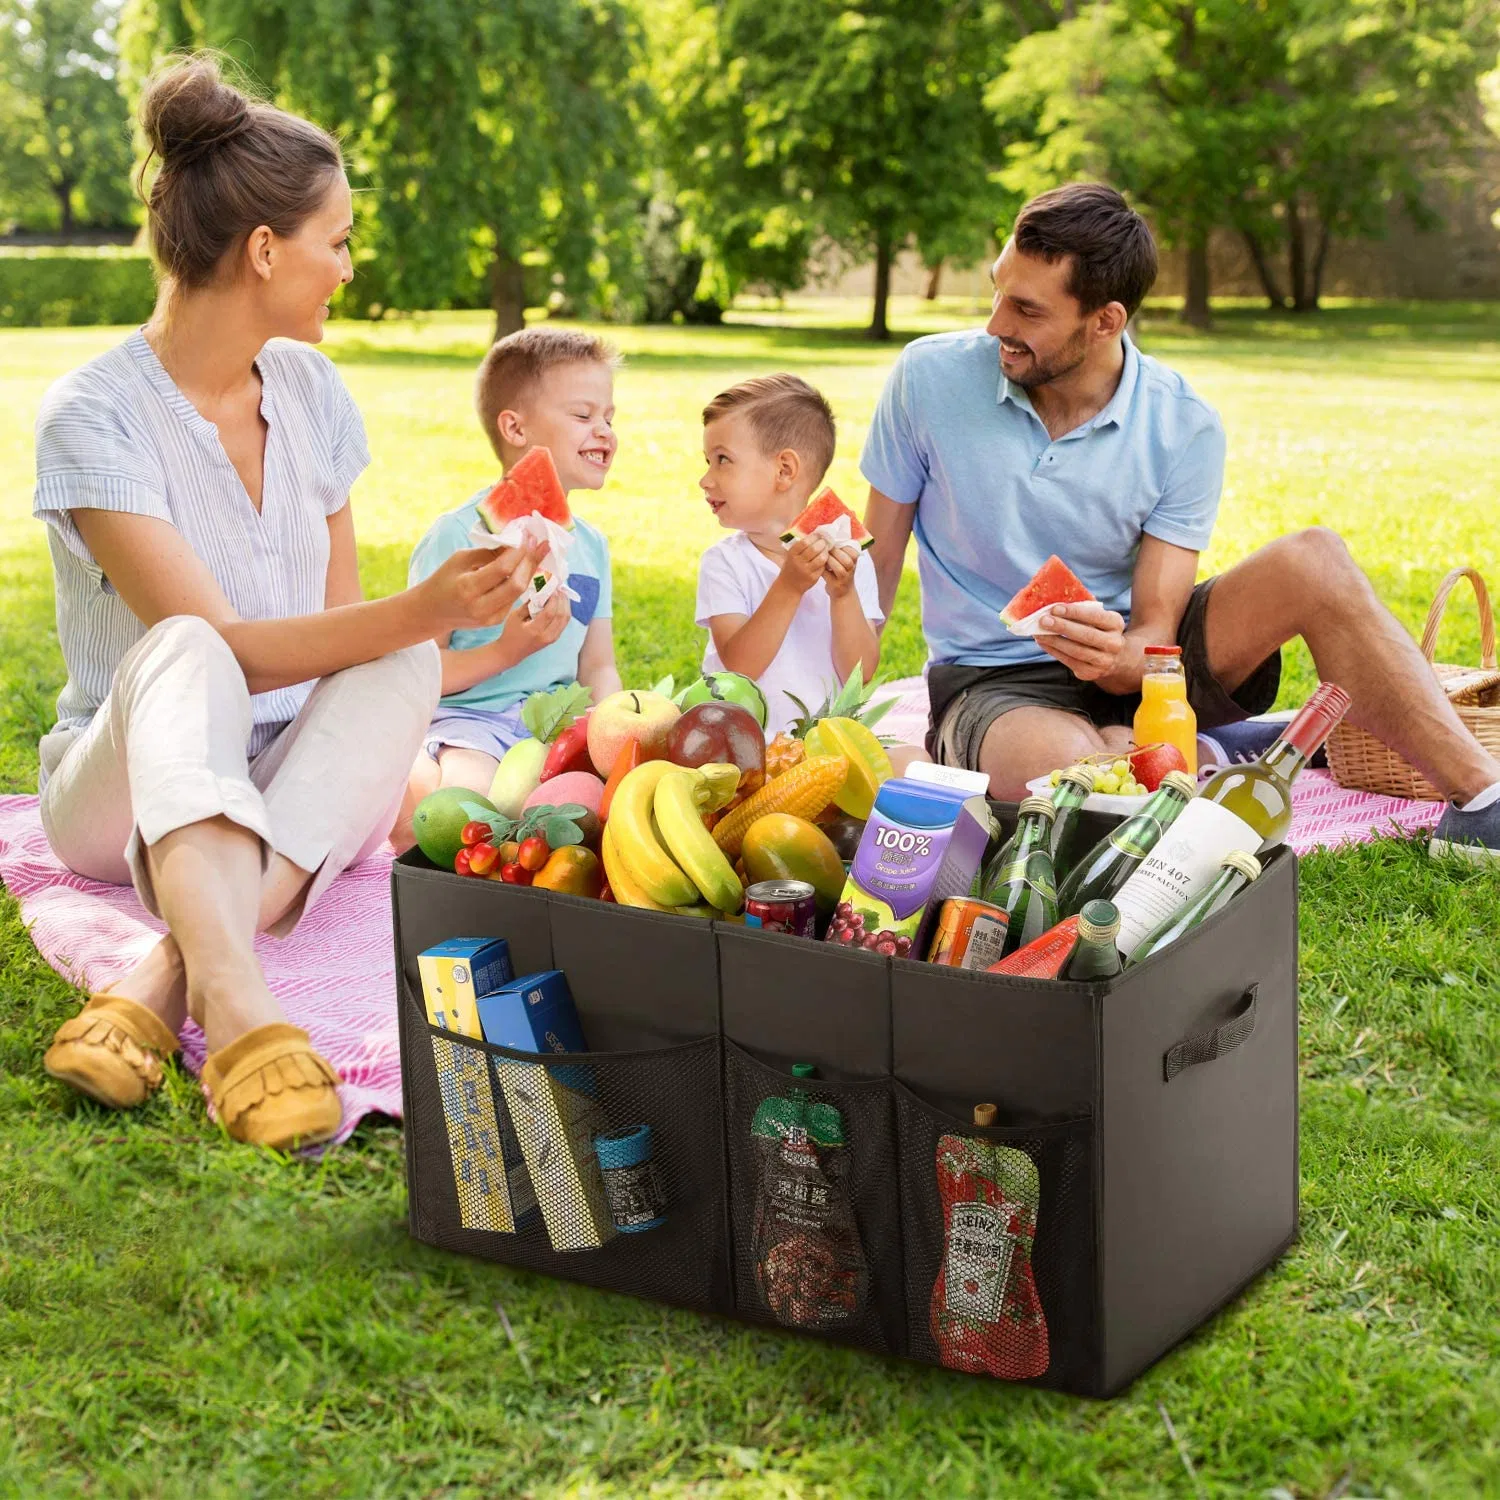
xmin=931 ymin=1133 xmax=1049 ymax=1379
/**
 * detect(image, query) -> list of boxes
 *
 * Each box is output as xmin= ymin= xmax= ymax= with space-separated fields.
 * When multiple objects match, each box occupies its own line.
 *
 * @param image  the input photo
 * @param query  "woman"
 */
xmin=32 ymin=55 xmax=536 ymax=1149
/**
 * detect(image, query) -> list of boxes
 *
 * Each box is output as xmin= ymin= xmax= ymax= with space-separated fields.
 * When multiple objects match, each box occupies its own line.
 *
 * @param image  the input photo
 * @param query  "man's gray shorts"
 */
xmin=928 ymin=577 xmax=1282 ymax=769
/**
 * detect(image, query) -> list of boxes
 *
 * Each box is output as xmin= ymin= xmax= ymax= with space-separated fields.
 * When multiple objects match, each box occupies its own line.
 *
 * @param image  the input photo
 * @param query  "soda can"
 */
xmin=744 ymin=879 xmax=818 ymax=938
xmin=927 ymin=897 xmax=1011 ymax=970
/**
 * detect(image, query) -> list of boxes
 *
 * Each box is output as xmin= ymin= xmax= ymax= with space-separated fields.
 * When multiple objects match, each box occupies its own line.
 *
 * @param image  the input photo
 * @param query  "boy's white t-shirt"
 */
xmin=695 ymin=531 xmax=884 ymax=737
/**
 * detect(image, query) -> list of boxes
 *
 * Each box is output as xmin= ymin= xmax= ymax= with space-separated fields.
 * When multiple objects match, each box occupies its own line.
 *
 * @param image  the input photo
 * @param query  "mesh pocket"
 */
xmin=723 ymin=1042 xmax=904 ymax=1355
xmin=895 ymin=1084 xmax=1096 ymax=1391
xmin=402 ymin=978 xmax=730 ymax=1314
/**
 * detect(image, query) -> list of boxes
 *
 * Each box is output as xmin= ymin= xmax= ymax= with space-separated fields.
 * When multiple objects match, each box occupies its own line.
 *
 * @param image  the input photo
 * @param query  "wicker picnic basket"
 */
xmin=1325 ymin=566 xmax=1500 ymax=802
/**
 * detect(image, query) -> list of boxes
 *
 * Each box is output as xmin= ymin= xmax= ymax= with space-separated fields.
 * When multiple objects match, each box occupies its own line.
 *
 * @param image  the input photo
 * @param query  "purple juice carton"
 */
xmin=827 ymin=772 xmax=997 ymax=959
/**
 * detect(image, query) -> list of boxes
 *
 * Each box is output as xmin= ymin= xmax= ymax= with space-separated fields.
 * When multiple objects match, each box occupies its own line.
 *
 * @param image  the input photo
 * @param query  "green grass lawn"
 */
xmin=2 ymin=298 xmax=1499 ymax=1498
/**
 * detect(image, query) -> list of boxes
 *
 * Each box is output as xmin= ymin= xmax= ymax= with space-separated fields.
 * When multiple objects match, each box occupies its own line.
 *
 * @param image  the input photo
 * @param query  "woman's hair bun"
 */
xmin=139 ymin=54 xmax=254 ymax=171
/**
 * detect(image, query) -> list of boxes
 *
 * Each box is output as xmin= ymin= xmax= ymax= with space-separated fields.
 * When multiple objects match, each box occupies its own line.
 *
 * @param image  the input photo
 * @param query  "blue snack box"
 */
xmin=474 ymin=969 xmax=588 ymax=1055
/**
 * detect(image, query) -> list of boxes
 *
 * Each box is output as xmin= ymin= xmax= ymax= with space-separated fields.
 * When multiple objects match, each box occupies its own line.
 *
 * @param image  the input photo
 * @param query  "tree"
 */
xmin=988 ymin=0 xmax=1500 ymax=318
xmin=0 ymin=0 xmax=135 ymax=234
xmin=123 ymin=0 xmax=651 ymax=335
xmin=658 ymin=0 xmax=1008 ymax=339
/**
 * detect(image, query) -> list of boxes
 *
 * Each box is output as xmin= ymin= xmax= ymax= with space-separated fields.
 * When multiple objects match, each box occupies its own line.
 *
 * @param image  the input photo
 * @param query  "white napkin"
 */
xmin=1003 ymin=605 xmax=1060 ymax=638
xmin=784 ymin=511 xmax=860 ymax=557
xmin=467 ymin=511 xmax=578 ymax=616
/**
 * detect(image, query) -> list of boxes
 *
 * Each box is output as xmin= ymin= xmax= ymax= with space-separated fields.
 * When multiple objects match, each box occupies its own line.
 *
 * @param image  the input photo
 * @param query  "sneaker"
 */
xmin=1197 ymin=714 xmax=1327 ymax=770
xmin=1429 ymin=800 xmax=1500 ymax=864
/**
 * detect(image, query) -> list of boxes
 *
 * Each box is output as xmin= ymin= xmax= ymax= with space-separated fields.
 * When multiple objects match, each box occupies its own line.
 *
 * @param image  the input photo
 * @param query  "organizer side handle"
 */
xmin=1163 ymin=985 xmax=1258 ymax=1082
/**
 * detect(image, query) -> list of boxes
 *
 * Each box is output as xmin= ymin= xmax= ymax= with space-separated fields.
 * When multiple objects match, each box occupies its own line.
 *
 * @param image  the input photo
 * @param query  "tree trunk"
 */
xmin=1179 ymin=236 xmax=1212 ymax=328
xmin=1309 ymin=218 xmax=1331 ymax=309
xmin=54 ymin=180 xmax=75 ymax=238
xmin=490 ymin=249 xmax=527 ymax=341
xmin=923 ymin=260 xmax=942 ymax=301
xmin=1241 ymin=229 xmax=1288 ymax=309
xmin=869 ymin=230 xmax=892 ymax=341
xmin=1286 ymin=199 xmax=1315 ymax=313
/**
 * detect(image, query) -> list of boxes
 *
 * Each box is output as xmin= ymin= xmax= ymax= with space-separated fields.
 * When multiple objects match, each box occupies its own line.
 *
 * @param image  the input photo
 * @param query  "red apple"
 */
xmin=665 ymin=702 xmax=766 ymax=793
xmin=586 ymin=690 xmax=681 ymax=777
xmin=1128 ymin=741 xmax=1190 ymax=791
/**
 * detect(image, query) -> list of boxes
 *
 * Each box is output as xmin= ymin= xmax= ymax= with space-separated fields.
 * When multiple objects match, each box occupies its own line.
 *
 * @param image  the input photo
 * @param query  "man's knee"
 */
xmin=1279 ymin=526 xmax=1360 ymax=585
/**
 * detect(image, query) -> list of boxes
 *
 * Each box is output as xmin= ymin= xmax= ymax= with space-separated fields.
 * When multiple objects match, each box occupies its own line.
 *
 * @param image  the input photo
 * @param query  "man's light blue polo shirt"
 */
xmin=859 ymin=328 xmax=1225 ymax=667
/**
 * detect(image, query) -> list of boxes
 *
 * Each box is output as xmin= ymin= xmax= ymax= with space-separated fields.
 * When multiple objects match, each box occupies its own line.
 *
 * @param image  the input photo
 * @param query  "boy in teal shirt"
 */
xmin=395 ymin=328 xmax=623 ymax=837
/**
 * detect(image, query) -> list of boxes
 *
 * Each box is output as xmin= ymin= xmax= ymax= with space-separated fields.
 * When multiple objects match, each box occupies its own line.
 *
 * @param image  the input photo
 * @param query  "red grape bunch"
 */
xmin=826 ymin=902 xmax=912 ymax=957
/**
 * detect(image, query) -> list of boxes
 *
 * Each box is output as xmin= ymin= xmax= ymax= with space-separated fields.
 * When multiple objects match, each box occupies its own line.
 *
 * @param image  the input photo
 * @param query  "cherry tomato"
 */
xmin=598 ymin=883 xmax=615 ymax=903
xmin=518 ymin=835 xmax=550 ymax=872
xmin=496 ymin=840 xmax=521 ymax=866
xmin=500 ymin=862 xmax=533 ymax=885
xmin=453 ymin=847 xmax=473 ymax=877
xmin=460 ymin=820 xmax=492 ymax=848
xmin=466 ymin=841 xmax=499 ymax=877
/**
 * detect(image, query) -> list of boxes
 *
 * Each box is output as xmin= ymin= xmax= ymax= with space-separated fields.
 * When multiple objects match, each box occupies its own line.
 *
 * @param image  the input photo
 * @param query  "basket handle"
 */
xmin=1163 ymin=986 xmax=1257 ymax=1081
xmin=1419 ymin=567 xmax=1497 ymax=669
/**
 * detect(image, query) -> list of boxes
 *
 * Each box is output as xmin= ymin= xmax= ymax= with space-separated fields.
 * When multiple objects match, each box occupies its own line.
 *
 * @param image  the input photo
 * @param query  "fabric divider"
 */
xmin=893 ymin=1081 xmax=1096 ymax=1392
xmin=722 ymin=1040 xmax=905 ymax=1355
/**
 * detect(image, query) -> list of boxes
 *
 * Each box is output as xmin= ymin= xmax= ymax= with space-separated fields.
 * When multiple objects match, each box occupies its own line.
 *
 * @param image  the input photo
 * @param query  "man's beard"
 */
xmin=1000 ymin=322 xmax=1089 ymax=389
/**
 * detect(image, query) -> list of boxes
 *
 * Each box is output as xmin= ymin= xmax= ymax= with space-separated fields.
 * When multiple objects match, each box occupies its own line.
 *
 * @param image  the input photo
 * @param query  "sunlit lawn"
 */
xmin=1 ymin=298 xmax=1497 ymax=1497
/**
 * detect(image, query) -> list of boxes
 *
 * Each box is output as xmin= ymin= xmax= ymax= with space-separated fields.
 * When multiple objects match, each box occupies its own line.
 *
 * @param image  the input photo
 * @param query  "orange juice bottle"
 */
xmin=1134 ymin=645 xmax=1197 ymax=776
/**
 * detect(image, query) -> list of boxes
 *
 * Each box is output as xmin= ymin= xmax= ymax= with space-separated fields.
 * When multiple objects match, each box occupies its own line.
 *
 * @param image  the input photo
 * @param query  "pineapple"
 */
xmin=785 ymin=667 xmax=898 ymax=741
xmin=765 ymin=732 xmax=806 ymax=780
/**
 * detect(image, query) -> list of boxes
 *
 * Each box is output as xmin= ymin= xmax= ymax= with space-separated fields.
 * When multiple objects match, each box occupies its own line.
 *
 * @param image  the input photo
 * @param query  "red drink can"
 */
xmin=743 ymin=880 xmax=818 ymax=938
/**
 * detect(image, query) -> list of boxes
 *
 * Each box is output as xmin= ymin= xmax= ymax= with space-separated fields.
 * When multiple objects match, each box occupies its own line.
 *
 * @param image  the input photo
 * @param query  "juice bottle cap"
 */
xmin=973 ymin=1103 xmax=998 ymax=1127
xmin=1159 ymin=769 xmax=1198 ymax=797
xmin=1221 ymin=849 xmax=1262 ymax=881
xmin=791 ymin=1063 xmax=816 ymax=1078
xmin=1017 ymin=795 xmax=1057 ymax=820
xmin=1143 ymin=644 xmax=1183 ymax=656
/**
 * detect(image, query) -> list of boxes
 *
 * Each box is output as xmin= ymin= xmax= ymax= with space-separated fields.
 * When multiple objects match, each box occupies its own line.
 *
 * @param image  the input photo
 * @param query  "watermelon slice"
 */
xmin=1000 ymin=555 xmax=1095 ymax=636
xmin=779 ymin=487 xmax=873 ymax=550
xmin=477 ymin=446 xmax=572 ymax=534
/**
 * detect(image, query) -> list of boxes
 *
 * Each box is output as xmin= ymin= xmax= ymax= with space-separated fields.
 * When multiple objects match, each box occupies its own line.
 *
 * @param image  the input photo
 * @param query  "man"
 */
xmin=861 ymin=182 xmax=1500 ymax=858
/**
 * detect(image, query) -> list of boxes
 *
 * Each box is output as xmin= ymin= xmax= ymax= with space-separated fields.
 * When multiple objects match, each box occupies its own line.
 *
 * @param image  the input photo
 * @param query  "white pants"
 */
xmin=39 ymin=616 xmax=440 ymax=938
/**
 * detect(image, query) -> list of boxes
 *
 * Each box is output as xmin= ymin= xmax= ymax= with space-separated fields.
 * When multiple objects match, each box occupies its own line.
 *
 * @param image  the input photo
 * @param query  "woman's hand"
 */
xmin=422 ymin=546 xmax=540 ymax=633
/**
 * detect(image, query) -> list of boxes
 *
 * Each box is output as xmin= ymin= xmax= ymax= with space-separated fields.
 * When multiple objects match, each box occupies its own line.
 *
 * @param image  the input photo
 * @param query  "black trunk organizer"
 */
xmin=393 ymin=806 xmax=1299 ymax=1398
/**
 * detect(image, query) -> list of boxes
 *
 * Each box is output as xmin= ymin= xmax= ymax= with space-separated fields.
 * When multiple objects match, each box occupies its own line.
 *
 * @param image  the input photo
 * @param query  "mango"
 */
xmin=532 ymin=845 xmax=603 ymax=899
xmin=741 ymin=813 xmax=846 ymax=918
xmin=803 ymin=717 xmax=892 ymax=819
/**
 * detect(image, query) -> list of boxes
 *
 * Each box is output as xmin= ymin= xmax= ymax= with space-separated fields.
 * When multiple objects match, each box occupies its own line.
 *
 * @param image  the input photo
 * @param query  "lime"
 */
xmin=412 ymin=786 xmax=498 ymax=870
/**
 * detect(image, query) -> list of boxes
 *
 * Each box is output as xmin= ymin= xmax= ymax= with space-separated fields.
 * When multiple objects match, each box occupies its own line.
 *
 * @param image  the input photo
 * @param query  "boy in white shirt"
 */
xmin=696 ymin=375 xmax=883 ymax=737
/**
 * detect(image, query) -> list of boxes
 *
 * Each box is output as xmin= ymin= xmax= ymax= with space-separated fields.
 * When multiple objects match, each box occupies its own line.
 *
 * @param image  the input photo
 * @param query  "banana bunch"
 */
xmin=603 ymin=760 xmax=744 ymax=916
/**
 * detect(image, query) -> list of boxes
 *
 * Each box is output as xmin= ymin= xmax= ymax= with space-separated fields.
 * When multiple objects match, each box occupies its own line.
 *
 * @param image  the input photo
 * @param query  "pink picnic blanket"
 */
xmin=0 ymin=676 xmax=1442 ymax=1141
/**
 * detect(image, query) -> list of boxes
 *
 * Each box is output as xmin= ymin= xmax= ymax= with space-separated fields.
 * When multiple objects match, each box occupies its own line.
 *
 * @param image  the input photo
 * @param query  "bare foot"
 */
xmin=104 ymin=934 xmax=188 ymax=1037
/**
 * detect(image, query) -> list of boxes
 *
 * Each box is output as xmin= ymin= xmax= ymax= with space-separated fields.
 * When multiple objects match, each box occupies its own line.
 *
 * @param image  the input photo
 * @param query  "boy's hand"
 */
xmin=822 ymin=544 xmax=860 ymax=600
xmin=779 ymin=535 xmax=829 ymax=596
xmin=503 ymin=588 xmax=572 ymax=658
xmin=424 ymin=545 xmax=540 ymax=632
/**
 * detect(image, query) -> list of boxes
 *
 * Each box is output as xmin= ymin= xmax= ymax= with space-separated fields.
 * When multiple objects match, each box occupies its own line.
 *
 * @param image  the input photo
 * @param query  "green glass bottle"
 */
xmin=1048 ymin=764 xmax=1097 ymax=881
xmin=1063 ymin=899 xmax=1123 ymax=980
xmin=1054 ymin=770 xmax=1197 ymax=917
xmin=1190 ymin=683 xmax=1351 ymax=851
xmin=983 ymin=796 xmax=1059 ymax=957
xmin=1126 ymin=850 xmax=1262 ymax=966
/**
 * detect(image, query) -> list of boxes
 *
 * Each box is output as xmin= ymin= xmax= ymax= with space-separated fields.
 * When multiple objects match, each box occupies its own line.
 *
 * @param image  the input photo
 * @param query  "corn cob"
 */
xmin=712 ymin=754 xmax=849 ymax=858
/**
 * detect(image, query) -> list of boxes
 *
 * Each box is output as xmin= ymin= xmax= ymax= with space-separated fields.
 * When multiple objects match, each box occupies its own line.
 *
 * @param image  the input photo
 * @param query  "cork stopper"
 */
xmin=1221 ymin=849 xmax=1263 ymax=881
xmin=1159 ymin=770 xmax=1197 ymax=798
xmin=1077 ymin=899 xmax=1121 ymax=943
xmin=973 ymin=1103 xmax=998 ymax=1127
xmin=1018 ymin=795 xmax=1057 ymax=821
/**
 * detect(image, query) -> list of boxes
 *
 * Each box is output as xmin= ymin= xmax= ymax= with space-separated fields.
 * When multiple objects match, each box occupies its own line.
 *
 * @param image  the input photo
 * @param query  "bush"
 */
xmin=0 ymin=248 xmax=157 ymax=327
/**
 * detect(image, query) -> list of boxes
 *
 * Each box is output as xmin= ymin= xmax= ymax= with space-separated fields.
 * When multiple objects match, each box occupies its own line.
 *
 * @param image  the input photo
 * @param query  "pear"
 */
xmin=488 ymin=738 xmax=548 ymax=818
